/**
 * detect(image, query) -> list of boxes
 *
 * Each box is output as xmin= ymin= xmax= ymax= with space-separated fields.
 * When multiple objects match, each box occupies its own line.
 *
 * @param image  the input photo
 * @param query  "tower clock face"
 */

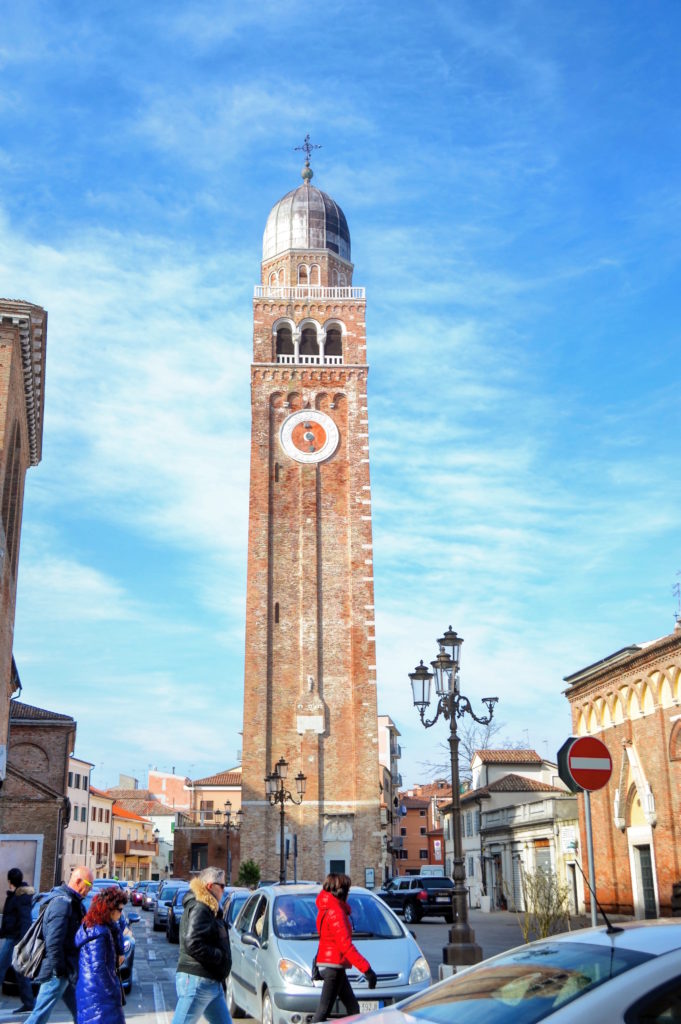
xmin=279 ymin=410 xmax=339 ymax=464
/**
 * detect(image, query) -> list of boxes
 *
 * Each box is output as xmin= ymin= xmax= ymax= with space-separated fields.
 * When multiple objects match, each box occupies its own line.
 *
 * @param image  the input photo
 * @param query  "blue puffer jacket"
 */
xmin=75 ymin=923 xmax=125 ymax=1024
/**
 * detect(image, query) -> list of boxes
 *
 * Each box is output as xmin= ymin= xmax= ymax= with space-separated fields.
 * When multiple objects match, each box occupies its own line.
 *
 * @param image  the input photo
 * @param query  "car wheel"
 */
xmin=262 ymin=988 xmax=274 ymax=1024
xmin=444 ymin=911 xmax=453 ymax=924
xmin=226 ymin=974 xmax=244 ymax=1019
xmin=404 ymin=901 xmax=421 ymax=924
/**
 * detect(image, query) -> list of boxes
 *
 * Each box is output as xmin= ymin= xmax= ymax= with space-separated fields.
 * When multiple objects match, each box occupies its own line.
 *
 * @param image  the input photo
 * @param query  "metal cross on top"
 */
xmin=294 ymin=134 xmax=322 ymax=161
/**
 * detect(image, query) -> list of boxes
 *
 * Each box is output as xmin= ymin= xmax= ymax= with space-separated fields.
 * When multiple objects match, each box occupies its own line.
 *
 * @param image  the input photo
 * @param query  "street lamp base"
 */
xmin=442 ymin=923 xmax=483 ymax=967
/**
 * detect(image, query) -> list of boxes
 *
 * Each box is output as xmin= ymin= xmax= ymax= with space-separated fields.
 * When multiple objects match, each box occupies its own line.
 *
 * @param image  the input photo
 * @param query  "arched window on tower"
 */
xmin=276 ymin=326 xmax=294 ymax=363
xmin=299 ymin=327 xmax=319 ymax=363
xmin=309 ymin=265 xmax=320 ymax=286
xmin=298 ymin=265 xmax=309 ymax=286
xmin=325 ymin=328 xmax=343 ymax=364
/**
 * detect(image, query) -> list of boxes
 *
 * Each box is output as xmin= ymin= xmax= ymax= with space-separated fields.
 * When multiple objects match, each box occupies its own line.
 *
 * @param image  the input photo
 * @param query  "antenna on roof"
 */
xmin=673 ymin=574 xmax=681 ymax=621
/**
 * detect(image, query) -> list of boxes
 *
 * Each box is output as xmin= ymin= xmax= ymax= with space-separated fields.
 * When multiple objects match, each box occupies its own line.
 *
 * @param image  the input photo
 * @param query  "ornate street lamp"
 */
xmin=409 ymin=626 xmax=498 ymax=967
xmin=264 ymin=757 xmax=306 ymax=884
xmin=215 ymin=802 xmax=243 ymax=884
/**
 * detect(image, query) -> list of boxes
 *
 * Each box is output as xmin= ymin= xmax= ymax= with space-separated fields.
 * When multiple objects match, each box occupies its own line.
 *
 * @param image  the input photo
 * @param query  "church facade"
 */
xmin=240 ymin=154 xmax=382 ymax=882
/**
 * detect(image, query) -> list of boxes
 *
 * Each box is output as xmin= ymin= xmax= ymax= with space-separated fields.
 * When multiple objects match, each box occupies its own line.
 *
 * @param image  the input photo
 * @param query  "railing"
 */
xmin=114 ymin=839 xmax=158 ymax=856
xmin=276 ymin=354 xmax=343 ymax=365
xmin=254 ymin=286 xmax=365 ymax=300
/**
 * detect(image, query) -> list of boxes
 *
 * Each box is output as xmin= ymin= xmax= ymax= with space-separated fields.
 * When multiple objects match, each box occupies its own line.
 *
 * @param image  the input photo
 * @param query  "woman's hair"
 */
xmin=83 ymin=886 xmax=128 ymax=928
xmin=322 ymin=873 xmax=351 ymax=901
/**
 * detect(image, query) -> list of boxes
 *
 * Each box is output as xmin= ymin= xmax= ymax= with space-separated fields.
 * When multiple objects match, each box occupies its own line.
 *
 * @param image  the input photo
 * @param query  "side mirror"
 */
xmin=242 ymin=933 xmax=260 ymax=948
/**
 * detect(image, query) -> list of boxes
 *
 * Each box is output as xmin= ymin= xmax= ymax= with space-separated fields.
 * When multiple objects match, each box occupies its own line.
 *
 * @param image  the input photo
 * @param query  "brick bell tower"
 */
xmin=240 ymin=143 xmax=382 ymax=882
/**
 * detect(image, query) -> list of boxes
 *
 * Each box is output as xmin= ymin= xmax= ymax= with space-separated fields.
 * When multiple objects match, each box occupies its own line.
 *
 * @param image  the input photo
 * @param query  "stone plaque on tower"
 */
xmin=240 ymin=145 xmax=382 ymax=881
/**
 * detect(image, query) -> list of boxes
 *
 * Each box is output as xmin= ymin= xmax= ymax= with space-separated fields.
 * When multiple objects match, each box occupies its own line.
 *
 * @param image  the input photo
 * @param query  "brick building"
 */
xmin=564 ymin=621 xmax=681 ymax=917
xmin=395 ymin=781 xmax=452 ymax=875
xmin=0 ymin=700 xmax=74 ymax=890
xmin=0 ymin=301 xmax=47 ymax=785
xmin=240 ymin=149 xmax=382 ymax=881
xmin=173 ymin=825 xmax=242 ymax=885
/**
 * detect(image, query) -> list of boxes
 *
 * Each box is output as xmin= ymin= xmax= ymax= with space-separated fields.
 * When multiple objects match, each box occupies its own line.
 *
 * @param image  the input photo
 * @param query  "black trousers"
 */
xmin=312 ymin=967 xmax=360 ymax=1022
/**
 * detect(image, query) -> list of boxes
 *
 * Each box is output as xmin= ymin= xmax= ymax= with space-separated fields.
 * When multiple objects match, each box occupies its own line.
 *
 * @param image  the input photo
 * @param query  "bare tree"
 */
xmin=418 ymin=718 xmax=526 ymax=785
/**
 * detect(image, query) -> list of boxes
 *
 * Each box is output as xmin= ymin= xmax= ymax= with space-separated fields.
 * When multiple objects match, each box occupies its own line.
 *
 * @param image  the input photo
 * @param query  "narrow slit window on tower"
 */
xmin=274 ymin=602 xmax=280 ymax=624
xmin=274 ymin=463 xmax=279 ymax=482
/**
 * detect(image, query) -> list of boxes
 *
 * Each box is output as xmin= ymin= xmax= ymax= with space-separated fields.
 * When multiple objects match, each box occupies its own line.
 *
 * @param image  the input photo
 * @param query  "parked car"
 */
xmin=376 ymin=876 xmax=455 ymax=924
xmin=222 ymin=887 xmax=251 ymax=929
xmin=346 ymin=919 xmax=681 ymax=1024
xmin=130 ymin=880 xmax=150 ymax=906
xmin=154 ymin=880 xmax=189 ymax=932
xmin=92 ymin=878 xmax=125 ymax=890
xmin=166 ymin=883 xmax=191 ymax=943
xmin=226 ymin=883 xmax=430 ymax=1023
xmin=142 ymin=880 xmax=160 ymax=910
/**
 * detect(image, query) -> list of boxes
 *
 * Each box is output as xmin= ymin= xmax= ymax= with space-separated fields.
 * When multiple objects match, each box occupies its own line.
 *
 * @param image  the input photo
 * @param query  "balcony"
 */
xmin=391 ymin=772 xmax=402 ymax=788
xmin=275 ymin=353 xmax=344 ymax=366
xmin=114 ymin=839 xmax=158 ymax=857
xmin=254 ymin=286 xmax=365 ymax=301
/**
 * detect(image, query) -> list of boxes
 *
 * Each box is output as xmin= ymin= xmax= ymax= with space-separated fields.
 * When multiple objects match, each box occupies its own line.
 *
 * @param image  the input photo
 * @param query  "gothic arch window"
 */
xmin=298 ymin=264 xmax=309 ymax=285
xmin=325 ymin=328 xmax=343 ymax=360
xmin=309 ymin=265 xmax=320 ymax=285
xmin=299 ymin=327 xmax=319 ymax=357
xmin=670 ymin=720 xmax=681 ymax=761
xmin=269 ymin=271 xmax=277 ymax=286
xmin=276 ymin=325 xmax=294 ymax=358
xmin=339 ymin=272 xmax=347 ymax=286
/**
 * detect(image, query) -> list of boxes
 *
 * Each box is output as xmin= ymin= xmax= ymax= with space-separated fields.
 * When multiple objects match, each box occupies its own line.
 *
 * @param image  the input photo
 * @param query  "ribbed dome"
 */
xmin=263 ymin=184 xmax=351 ymax=262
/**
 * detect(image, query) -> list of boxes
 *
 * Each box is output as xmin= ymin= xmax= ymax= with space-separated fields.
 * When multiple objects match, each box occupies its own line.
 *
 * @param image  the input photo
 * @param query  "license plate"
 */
xmin=436 ymin=896 xmax=450 ymax=902
xmin=358 ymin=1001 xmax=383 ymax=1013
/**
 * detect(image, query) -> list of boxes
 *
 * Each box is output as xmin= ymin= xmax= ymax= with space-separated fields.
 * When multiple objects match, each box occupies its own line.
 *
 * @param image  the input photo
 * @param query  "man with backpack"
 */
xmin=0 ymin=867 xmax=36 ymax=1013
xmin=24 ymin=865 xmax=93 ymax=1023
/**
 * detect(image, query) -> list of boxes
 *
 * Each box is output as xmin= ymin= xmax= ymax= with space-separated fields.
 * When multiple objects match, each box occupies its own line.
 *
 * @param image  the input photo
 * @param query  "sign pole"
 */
xmin=583 ymin=790 xmax=598 ymax=927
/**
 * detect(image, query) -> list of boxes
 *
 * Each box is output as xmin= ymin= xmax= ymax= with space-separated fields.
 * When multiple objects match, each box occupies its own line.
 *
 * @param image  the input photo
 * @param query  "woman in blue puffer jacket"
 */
xmin=75 ymin=887 xmax=127 ymax=1024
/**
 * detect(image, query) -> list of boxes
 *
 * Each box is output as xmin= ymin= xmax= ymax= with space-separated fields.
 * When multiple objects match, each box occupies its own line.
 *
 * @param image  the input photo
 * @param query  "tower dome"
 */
xmin=263 ymin=182 xmax=351 ymax=262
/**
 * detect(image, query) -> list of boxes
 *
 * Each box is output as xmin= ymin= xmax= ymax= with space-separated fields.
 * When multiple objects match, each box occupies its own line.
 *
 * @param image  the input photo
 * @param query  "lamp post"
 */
xmin=265 ymin=757 xmax=306 ymax=884
xmin=409 ymin=626 xmax=498 ymax=967
xmin=214 ymin=803 xmax=243 ymax=884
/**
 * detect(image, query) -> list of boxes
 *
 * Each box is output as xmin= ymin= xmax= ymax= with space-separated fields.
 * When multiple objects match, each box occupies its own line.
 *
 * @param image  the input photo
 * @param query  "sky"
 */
xmin=1 ymin=1 xmax=680 ymax=791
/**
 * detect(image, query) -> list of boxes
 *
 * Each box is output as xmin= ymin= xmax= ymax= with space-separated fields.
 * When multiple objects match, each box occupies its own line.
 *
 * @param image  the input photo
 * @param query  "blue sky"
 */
xmin=2 ymin=1 xmax=680 ymax=789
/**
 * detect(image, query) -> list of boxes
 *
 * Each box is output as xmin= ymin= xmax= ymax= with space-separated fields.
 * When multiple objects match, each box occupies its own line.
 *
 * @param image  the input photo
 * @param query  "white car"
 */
xmin=347 ymin=919 xmax=681 ymax=1023
xmin=227 ymin=883 xmax=431 ymax=1024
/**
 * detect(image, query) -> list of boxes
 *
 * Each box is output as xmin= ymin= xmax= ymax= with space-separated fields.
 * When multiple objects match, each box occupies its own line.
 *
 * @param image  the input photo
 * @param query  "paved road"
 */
xmin=0 ymin=906 xmax=528 ymax=1023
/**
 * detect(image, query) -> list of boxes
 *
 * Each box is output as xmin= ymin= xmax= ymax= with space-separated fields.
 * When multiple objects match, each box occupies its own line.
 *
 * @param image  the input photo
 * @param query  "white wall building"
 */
xmin=88 ymin=786 xmax=114 ymax=878
xmin=62 ymin=757 xmax=93 ymax=880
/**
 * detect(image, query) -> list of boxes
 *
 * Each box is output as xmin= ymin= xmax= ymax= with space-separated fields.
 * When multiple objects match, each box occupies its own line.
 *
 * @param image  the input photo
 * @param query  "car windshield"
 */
xmin=397 ymin=941 xmax=652 ymax=1024
xmin=162 ymin=886 xmax=183 ymax=902
xmin=147 ymin=884 xmax=159 ymax=893
xmin=273 ymin=892 xmax=404 ymax=940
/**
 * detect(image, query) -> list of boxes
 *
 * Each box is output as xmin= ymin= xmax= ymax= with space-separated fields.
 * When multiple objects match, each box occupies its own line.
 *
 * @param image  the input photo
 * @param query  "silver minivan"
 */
xmin=227 ymin=883 xmax=431 ymax=1024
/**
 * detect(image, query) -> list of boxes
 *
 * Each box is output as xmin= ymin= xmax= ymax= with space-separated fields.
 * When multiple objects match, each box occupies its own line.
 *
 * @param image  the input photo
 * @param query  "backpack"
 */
xmin=12 ymin=891 xmax=65 ymax=980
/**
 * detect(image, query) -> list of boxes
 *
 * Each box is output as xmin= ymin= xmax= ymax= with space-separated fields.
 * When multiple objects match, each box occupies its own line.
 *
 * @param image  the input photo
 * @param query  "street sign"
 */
xmin=558 ymin=735 xmax=612 ymax=792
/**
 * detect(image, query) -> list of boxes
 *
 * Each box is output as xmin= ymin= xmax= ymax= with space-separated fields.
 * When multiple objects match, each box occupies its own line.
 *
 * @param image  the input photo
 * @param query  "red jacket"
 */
xmin=315 ymin=890 xmax=370 ymax=973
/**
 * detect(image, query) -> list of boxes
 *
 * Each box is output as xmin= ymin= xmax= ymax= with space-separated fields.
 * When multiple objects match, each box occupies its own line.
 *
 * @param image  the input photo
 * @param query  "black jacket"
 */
xmin=0 ymin=884 xmax=34 ymax=940
xmin=35 ymin=884 xmax=86 ymax=984
xmin=177 ymin=879 xmax=231 ymax=982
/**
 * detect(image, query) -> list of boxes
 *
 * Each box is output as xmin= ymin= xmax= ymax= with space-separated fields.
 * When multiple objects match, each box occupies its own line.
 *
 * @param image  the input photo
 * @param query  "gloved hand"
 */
xmin=364 ymin=968 xmax=377 ymax=990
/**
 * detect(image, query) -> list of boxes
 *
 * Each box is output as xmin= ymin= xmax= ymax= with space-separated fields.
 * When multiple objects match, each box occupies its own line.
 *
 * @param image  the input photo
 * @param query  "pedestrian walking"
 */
xmin=172 ymin=867 xmax=232 ymax=1024
xmin=0 ymin=867 xmax=36 ymax=1013
xmin=312 ymin=873 xmax=377 ymax=1022
xmin=24 ymin=865 xmax=93 ymax=1024
xmin=74 ymin=887 xmax=127 ymax=1024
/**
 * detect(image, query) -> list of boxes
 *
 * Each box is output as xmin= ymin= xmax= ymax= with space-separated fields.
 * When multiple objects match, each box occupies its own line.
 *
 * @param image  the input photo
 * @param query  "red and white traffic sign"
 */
xmin=558 ymin=735 xmax=612 ymax=792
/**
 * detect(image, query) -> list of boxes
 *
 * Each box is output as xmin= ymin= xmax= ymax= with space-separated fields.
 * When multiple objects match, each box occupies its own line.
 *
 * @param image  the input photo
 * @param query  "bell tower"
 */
xmin=240 ymin=145 xmax=382 ymax=881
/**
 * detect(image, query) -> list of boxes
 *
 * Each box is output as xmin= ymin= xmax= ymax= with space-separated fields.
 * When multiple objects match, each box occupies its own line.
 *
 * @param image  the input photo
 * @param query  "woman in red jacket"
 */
xmin=312 ymin=873 xmax=377 ymax=1022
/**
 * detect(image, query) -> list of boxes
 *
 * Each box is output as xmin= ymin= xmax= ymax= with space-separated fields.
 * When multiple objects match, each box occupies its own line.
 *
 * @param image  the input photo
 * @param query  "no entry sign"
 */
xmin=557 ymin=736 xmax=612 ymax=792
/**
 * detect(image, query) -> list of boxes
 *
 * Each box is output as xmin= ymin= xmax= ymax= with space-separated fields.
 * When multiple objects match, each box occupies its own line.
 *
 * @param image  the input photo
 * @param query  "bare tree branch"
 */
xmin=417 ymin=719 xmax=526 ymax=784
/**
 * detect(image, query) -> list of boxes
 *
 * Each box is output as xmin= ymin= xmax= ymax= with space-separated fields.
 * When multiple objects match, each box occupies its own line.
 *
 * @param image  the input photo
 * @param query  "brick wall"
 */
xmin=241 ymin=236 xmax=382 ymax=883
xmin=173 ymin=826 xmax=241 ymax=883
xmin=565 ymin=627 xmax=681 ymax=916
